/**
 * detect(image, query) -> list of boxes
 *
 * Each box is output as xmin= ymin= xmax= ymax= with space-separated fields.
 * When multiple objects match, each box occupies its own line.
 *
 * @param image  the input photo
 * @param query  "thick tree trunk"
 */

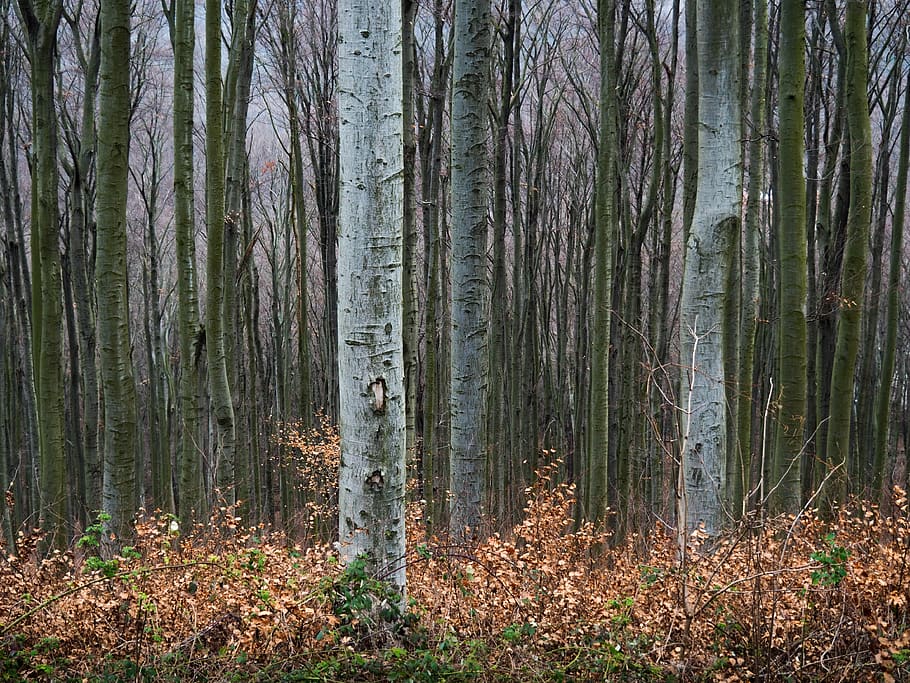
xmin=824 ymin=0 xmax=872 ymax=508
xmin=449 ymin=0 xmax=491 ymax=541
xmin=337 ymin=0 xmax=406 ymax=587
xmin=19 ymin=0 xmax=67 ymax=549
xmin=168 ymin=0 xmax=203 ymax=523
xmin=678 ymin=0 xmax=741 ymax=538
xmin=772 ymin=0 xmax=807 ymax=513
xmin=97 ymin=0 xmax=138 ymax=544
xmin=205 ymin=0 xmax=236 ymax=504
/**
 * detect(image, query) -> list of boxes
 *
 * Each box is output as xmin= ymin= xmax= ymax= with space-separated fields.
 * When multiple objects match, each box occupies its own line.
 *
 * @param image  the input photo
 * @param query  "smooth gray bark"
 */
xmin=337 ymin=0 xmax=406 ymax=588
xmin=678 ymin=0 xmax=741 ymax=538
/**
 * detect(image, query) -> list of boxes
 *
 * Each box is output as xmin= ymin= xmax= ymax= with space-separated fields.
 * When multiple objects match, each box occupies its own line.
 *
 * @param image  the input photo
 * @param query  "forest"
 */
xmin=1 ymin=0 xmax=910 ymax=679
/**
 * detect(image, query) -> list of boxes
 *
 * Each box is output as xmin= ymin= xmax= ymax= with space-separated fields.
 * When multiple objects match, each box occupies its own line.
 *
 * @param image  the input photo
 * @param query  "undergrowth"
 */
xmin=1 ymin=464 xmax=909 ymax=681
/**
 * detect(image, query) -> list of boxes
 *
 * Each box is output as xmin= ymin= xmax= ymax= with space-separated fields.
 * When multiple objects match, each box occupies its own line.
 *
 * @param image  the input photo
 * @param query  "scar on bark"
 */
xmin=369 ymin=377 xmax=386 ymax=413
xmin=367 ymin=470 xmax=384 ymax=491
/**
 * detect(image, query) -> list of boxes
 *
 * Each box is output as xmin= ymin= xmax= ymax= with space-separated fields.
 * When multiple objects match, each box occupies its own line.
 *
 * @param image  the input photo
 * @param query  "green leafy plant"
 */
xmin=77 ymin=512 xmax=139 ymax=577
xmin=84 ymin=555 xmax=119 ymax=578
xmin=501 ymin=621 xmax=536 ymax=643
xmin=77 ymin=512 xmax=112 ymax=550
xmin=810 ymin=533 xmax=850 ymax=587
xmin=639 ymin=565 xmax=663 ymax=587
xmin=608 ymin=596 xmax=634 ymax=627
xmin=245 ymin=548 xmax=267 ymax=572
xmin=0 ymin=636 xmax=62 ymax=681
xmin=121 ymin=546 xmax=141 ymax=561
xmin=320 ymin=555 xmax=416 ymax=647
xmin=257 ymin=587 xmax=274 ymax=608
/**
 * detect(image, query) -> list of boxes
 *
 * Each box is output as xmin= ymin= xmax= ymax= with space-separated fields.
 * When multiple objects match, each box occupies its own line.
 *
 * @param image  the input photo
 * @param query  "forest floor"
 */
xmin=2 ymin=471 xmax=909 ymax=682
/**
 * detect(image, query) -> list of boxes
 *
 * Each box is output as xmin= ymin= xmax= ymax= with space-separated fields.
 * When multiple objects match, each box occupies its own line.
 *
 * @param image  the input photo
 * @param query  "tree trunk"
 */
xmin=135 ymin=124 xmax=173 ymax=516
xmin=824 ymin=0 xmax=872 ymax=508
xmin=585 ymin=0 xmax=616 ymax=527
xmin=682 ymin=0 xmax=698 ymax=242
xmin=0 ymin=264 xmax=12 ymax=547
xmin=733 ymin=0 xmax=767 ymax=517
xmin=488 ymin=0 xmax=517 ymax=522
xmin=0 ymin=81 xmax=38 ymax=536
xmin=272 ymin=0 xmax=311 ymax=429
xmin=803 ymin=12 xmax=824 ymax=499
xmin=678 ymin=0 xmax=741 ymax=538
xmin=860 ymin=45 xmax=902 ymax=492
xmin=19 ymin=0 xmax=67 ymax=549
xmin=337 ymin=0 xmax=406 ymax=588
xmin=449 ymin=0 xmax=491 ymax=541
xmin=223 ymin=0 xmax=257 ymax=516
xmin=299 ymin=8 xmax=340 ymax=419
xmin=874 ymin=42 xmax=909 ymax=496
xmin=97 ymin=0 xmax=138 ymax=544
xmin=417 ymin=0 xmax=449 ymax=529
xmin=205 ymin=0 xmax=236 ymax=505
xmin=167 ymin=0 xmax=203 ymax=523
xmin=63 ymin=12 xmax=101 ymax=521
xmin=402 ymin=0 xmax=419 ymax=475
xmin=814 ymin=0 xmax=848 ymax=492
xmin=772 ymin=0 xmax=807 ymax=513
